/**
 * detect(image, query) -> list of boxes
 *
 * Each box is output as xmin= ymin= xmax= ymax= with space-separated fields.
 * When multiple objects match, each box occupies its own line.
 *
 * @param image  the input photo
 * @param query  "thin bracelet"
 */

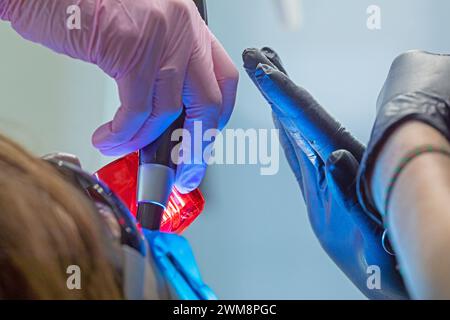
xmin=384 ymin=145 xmax=450 ymax=224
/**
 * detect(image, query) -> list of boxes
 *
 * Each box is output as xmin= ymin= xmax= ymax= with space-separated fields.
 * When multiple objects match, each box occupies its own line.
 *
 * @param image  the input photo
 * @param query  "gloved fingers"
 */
xmin=273 ymin=115 xmax=305 ymax=196
xmin=92 ymin=67 xmax=185 ymax=155
xmin=326 ymin=150 xmax=376 ymax=230
xmin=253 ymin=62 xmax=365 ymax=163
xmin=92 ymin=106 xmax=149 ymax=155
xmin=175 ymin=116 xmax=211 ymax=194
xmin=326 ymin=150 xmax=359 ymax=206
xmin=243 ymin=48 xmax=331 ymax=164
xmin=243 ymin=48 xmax=322 ymax=168
xmin=210 ymin=32 xmax=239 ymax=130
xmin=243 ymin=47 xmax=282 ymax=85
xmin=176 ymin=34 xmax=222 ymax=193
xmin=242 ymin=47 xmax=287 ymax=114
xmin=290 ymin=129 xmax=326 ymax=197
xmin=251 ymin=63 xmax=322 ymax=167
xmin=91 ymin=63 xmax=158 ymax=152
xmin=97 ymin=111 xmax=183 ymax=156
xmin=260 ymin=47 xmax=289 ymax=75
xmin=274 ymin=114 xmax=325 ymax=194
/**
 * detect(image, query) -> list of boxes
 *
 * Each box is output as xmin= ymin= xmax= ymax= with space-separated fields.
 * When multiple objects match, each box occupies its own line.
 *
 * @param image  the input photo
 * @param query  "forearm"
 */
xmin=0 ymin=0 xmax=97 ymax=61
xmin=0 ymin=0 xmax=148 ymax=78
xmin=371 ymin=121 xmax=450 ymax=299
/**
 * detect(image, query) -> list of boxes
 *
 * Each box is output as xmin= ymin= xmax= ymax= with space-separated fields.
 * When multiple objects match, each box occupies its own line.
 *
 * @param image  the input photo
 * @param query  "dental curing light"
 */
xmin=136 ymin=0 xmax=208 ymax=230
xmin=95 ymin=152 xmax=205 ymax=234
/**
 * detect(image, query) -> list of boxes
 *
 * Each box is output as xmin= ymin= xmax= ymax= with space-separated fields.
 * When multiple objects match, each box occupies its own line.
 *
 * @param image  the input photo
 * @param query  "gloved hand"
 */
xmin=0 ymin=0 xmax=238 ymax=193
xmin=357 ymin=51 xmax=450 ymax=224
xmin=243 ymin=47 xmax=408 ymax=299
xmin=143 ymin=230 xmax=217 ymax=300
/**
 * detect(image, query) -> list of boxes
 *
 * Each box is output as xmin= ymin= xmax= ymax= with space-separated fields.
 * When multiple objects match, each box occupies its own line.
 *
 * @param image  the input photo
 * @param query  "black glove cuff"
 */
xmin=357 ymin=92 xmax=450 ymax=226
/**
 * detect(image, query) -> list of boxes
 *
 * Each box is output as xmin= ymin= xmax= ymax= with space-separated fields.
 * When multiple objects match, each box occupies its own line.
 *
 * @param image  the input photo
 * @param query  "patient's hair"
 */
xmin=0 ymin=133 xmax=122 ymax=299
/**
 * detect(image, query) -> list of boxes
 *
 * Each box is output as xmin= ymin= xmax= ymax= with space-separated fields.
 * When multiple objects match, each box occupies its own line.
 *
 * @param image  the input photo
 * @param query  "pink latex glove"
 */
xmin=0 ymin=0 xmax=238 ymax=193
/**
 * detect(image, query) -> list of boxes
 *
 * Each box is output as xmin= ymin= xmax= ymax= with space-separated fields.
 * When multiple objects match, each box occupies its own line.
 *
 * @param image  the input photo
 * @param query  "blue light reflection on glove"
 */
xmin=143 ymin=230 xmax=217 ymax=300
xmin=242 ymin=47 xmax=408 ymax=300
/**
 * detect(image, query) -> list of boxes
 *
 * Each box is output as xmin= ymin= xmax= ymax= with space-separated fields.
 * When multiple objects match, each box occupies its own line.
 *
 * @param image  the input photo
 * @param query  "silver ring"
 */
xmin=382 ymin=229 xmax=396 ymax=256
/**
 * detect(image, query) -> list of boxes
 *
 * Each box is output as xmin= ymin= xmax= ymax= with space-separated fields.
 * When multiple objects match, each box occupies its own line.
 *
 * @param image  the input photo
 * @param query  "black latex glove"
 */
xmin=357 ymin=50 xmax=450 ymax=225
xmin=243 ymin=47 xmax=408 ymax=299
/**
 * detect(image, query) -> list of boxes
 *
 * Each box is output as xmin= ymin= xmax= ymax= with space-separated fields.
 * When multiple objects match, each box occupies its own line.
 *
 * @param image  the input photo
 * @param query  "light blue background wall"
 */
xmin=1 ymin=0 xmax=450 ymax=299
